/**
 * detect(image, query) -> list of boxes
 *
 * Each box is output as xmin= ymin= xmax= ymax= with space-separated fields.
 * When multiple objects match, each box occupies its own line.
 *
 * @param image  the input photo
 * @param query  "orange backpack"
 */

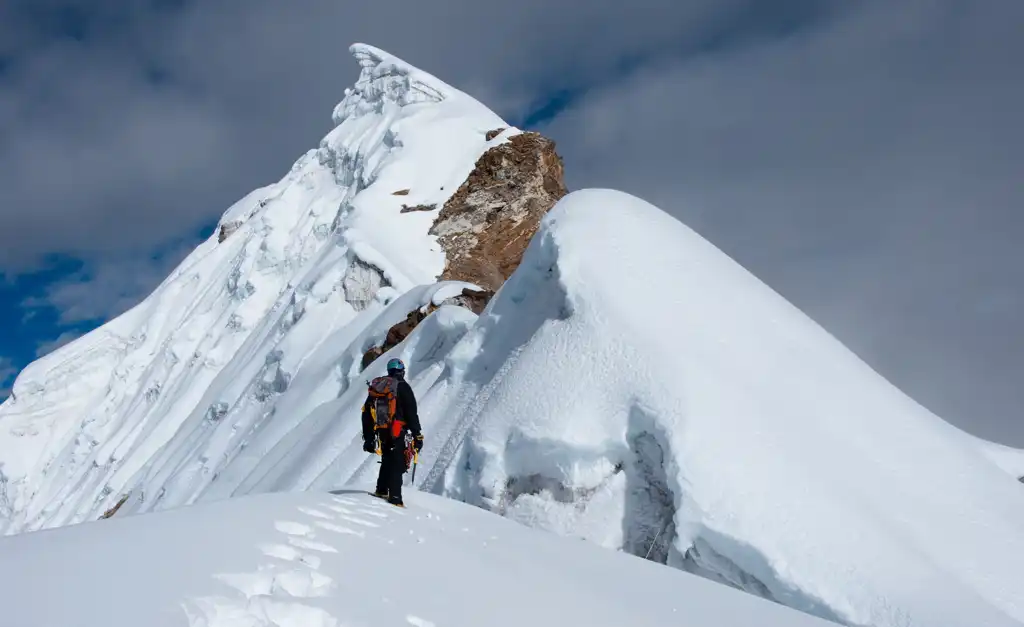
xmin=367 ymin=376 xmax=404 ymax=439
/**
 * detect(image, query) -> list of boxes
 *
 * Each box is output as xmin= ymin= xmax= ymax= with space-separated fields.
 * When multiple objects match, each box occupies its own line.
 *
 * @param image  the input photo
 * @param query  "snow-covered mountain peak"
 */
xmin=337 ymin=44 xmax=453 ymax=118
xmin=0 ymin=42 xmax=526 ymax=535
xmin=4 ymin=40 xmax=1024 ymax=627
xmin=214 ymin=43 xmax=508 ymax=291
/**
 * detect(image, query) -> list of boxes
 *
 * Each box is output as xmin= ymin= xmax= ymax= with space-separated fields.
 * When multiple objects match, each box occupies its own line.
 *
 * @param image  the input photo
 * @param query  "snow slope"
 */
xmin=968 ymin=433 xmax=1024 ymax=481
xmin=0 ymin=489 xmax=832 ymax=627
xmin=416 ymin=190 xmax=1024 ymax=627
xmin=101 ymin=186 xmax=1024 ymax=627
xmin=0 ymin=44 xmax=513 ymax=533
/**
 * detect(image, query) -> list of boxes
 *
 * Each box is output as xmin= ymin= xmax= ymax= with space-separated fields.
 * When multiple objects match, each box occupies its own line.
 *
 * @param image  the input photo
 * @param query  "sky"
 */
xmin=0 ymin=0 xmax=1021 ymax=445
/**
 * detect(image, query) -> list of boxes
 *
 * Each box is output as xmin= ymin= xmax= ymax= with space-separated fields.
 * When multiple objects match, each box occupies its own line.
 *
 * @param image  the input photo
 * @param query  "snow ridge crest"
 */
xmin=332 ymin=44 xmax=452 ymax=125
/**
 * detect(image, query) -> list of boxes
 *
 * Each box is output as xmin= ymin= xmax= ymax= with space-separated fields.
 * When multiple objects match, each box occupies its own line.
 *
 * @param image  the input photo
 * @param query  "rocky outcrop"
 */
xmin=360 ymin=288 xmax=494 ymax=370
xmin=218 ymin=220 xmax=243 ymax=243
xmin=429 ymin=130 xmax=567 ymax=291
xmin=400 ymin=203 xmax=437 ymax=213
xmin=99 ymin=493 xmax=130 ymax=519
xmin=441 ymin=287 xmax=494 ymax=315
xmin=362 ymin=129 xmax=563 ymax=368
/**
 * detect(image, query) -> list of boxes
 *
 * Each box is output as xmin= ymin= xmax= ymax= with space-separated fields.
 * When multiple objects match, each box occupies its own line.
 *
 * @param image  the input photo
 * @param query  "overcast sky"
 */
xmin=1 ymin=0 xmax=1021 ymax=445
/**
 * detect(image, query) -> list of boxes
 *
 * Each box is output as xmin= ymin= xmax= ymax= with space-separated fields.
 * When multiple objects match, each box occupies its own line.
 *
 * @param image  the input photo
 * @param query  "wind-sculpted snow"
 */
xmin=421 ymin=189 xmax=1024 ymax=627
xmin=0 ymin=43 xmax=510 ymax=534
xmin=115 ymin=282 xmax=479 ymax=514
xmin=0 ymin=490 xmax=833 ymax=627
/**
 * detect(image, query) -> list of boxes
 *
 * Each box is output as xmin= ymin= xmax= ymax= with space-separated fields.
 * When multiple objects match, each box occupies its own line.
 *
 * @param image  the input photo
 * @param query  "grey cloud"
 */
xmin=544 ymin=0 xmax=1024 ymax=443
xmin=0 ymin=36 xmax=236 ymax=268
xmin=2 ymin=0 xmax=1021 ymax=446
xmin=0 ymin=0 xmax=773 ymax=338
xmin=0 ymin=0 xmax=753 ymax=272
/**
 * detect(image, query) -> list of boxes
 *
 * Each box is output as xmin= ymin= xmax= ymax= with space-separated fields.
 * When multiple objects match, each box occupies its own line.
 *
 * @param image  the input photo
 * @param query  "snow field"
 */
xmin=0 ymin=489 xmax=834 ymax=627
xmin=425 ymin=189 xmax=1024 ymax=627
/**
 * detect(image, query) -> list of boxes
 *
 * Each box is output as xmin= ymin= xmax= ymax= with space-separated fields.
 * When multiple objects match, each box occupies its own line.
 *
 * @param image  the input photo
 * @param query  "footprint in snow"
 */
xmin=214 ymin=568 xmax=334 ymax=599
xmin=335 ymin=514 xmax=379 ymax=528
xmin=259 ymin=543 xmax=322 ymax=569
xmin=286 ymin=536 xmax=338 ymax=554
xmin=274 ymin=521 xmax=315 ymax=537
xmin=297 ymin=506 xmax=334 ymax=520
xmin=185 ymin=595 xmax=338 ymax=627
xmin=314 ymin=520 xmax=366 ymax=538
xmin=185 ymin=523 xmax=339 ymax=627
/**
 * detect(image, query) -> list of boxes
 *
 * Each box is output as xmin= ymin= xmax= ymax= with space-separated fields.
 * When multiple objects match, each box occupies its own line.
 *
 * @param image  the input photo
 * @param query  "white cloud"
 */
xmin=21 ymin=241 xmax=196 ymax=325
xmin=35 ymin=331 xmax=84 ymax=359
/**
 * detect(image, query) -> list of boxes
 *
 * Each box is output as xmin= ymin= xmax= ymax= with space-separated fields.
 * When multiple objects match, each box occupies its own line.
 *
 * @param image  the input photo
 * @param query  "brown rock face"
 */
xmin=443 ymin=287 xmax=494 ymax=315
xmin=99 ymin=493 xmax=130 ymax=519
xmin=400 ymin=203 xmax=437 ymax=214
xmin=361 ymin=308 xmax=429 ymax=370
xmin=429 ymin=131 xmax=567 ymax=291
xmin=362 ymin=129 xmax=564 ymax=370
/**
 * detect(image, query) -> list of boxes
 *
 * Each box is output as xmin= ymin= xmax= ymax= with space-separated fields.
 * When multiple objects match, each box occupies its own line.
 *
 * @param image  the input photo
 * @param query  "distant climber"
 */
xmin=361 ymin=358 xmax=423 ymax=507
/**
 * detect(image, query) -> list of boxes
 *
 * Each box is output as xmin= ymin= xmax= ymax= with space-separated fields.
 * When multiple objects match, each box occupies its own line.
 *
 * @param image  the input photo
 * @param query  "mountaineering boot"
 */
xmin=387 ymin=497 xmax=405 ymax=508
xmin=372 ymin=491 xmax=388 ymax=499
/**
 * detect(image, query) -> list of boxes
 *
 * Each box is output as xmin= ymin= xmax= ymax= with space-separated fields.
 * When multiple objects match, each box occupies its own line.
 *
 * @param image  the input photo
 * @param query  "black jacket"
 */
xmin=361 ymin=375 xmax=421 ymax=445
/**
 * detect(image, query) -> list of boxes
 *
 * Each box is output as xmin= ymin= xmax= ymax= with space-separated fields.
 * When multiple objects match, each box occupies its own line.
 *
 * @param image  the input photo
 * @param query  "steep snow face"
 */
xmin=0 ymin=490 xmax=833 ymax=627
xmin=418 ymin=190 xmax=1024 ymax=627
xmin=0 ymin=43 xmax=510 ymax=534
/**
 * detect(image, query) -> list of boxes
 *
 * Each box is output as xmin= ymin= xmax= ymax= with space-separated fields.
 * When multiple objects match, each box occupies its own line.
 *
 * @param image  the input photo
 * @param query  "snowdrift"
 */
xmin=0 ymin=490 xmax=832 ymax=627
xmin=422 ymin=189 xmax=1024 ymax=627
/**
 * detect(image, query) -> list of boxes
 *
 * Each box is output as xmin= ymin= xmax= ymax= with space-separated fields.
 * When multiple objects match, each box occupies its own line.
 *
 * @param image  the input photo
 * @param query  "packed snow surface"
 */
xmin=0 ymin=490 xmax=832 ymax=627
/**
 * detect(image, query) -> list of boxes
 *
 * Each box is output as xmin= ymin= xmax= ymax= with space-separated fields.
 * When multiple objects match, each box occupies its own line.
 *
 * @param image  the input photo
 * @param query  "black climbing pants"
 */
xmin=375 ymin=438 xmax=407 ymax=504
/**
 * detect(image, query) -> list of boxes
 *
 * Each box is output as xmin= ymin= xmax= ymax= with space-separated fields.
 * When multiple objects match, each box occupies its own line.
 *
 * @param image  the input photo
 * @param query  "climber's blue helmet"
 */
xmin=386 ymin=358 xmax=405 ymax=376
